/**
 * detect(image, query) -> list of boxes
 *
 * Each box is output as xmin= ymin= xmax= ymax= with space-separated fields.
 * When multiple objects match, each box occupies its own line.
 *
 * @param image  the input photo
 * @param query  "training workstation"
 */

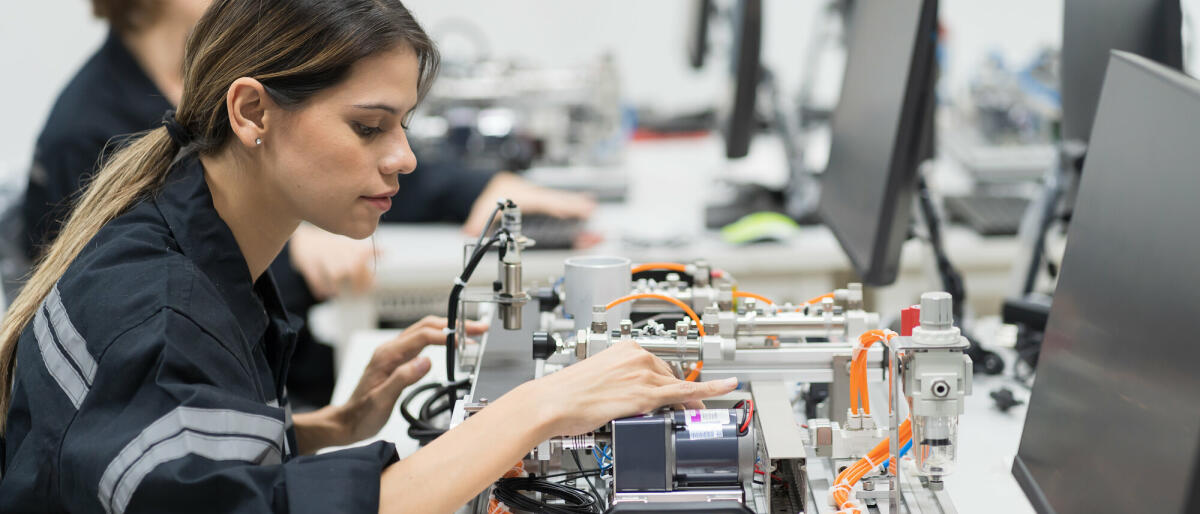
xmin=3 ymin=0 xmax=1200 ymax=513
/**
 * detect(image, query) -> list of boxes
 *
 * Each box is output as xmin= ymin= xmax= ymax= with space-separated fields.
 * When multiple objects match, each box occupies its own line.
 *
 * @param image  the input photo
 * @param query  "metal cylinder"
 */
xmin=735 ymin=315 xmax=845 ymax=337
xmin=564 ymin=256 xmax=631 ymax=331
xmin=503 ymin=261 xmax=522 ymax=294
xmin=500 ymin=262 xmax=523 ymax=329
xmin=636 ymin=338 xmax=702 ymax=361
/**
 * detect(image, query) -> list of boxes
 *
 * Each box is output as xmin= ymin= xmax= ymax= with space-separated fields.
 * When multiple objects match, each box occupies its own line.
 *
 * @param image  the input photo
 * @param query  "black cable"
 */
xmin=570 ymin=450 xmax=604 ymax=510
xmin=739 ymin=401 xmax=753 ymax=435
xmin=445 ymin=230 xmax=505 ymax=383
xmin=399 ymin=379 xmax=470 ymax=443
xmin=732 ymin=400 xmax=753 ymax=436
xmin=400 ymin=383 xmax=441 ymax=430
xmin=420 ymin=379 xmax=470 ymax=422
xmin=535 ymin=468 xmax=603 ymax=481
xmin=473 ymin=200 xmax=507 ymax=255
xmin=916 ymin=175 xmax=965 ymax=321
xmin=917 ymin=175 xmax=1004 ymax=375
xmin=492 ymin=476 xmax=601 ymax=514
xmin=400 ymin=383 xmax=448 ymax=443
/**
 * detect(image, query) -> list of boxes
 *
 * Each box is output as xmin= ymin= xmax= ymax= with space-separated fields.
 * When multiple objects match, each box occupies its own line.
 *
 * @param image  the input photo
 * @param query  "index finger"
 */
xmin=383 ymin=326 xmax=447 ymax=359
xmin=409 ymin=316 xmax=448 ymax=331
xmin=463 ymin=319 xmax=490 ymax=335
xmin=653 ymin=377 xmax=739 ymax=408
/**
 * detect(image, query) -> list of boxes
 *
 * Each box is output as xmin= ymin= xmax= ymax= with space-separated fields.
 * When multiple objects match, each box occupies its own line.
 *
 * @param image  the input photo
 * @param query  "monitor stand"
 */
xmin=1000 ymin=140 xmax=1085 ymax=378
xmin=705 ymin=65 xmax=823 ymax=230
xmin=915 ymin=172 xmax=1006 ymax=375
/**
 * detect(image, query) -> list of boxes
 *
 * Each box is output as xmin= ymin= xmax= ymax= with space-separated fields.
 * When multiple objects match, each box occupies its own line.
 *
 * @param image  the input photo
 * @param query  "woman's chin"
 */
xmin=318 ymin=218 xmax=379 ymax=241
xmin=345 ymin=221 xmax=380 ymax=240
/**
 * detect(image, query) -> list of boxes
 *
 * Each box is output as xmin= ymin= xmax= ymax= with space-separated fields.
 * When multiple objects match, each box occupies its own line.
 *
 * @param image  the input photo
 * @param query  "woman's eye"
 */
xmin=352 ymin=122 xmax=384 ymax=138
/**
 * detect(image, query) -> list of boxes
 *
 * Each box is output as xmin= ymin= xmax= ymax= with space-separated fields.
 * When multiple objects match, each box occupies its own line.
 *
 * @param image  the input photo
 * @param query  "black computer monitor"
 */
xmin=1060 ymin=0 xmax=1182 ymax=144
xmin=1013 ymin=51 xmax=1200 ymax=514
xmin=816 ymin=0 xmax=937 ymax=286
xmin=721 ymin=0 xmax=762 ymax=159
xmin=683 ymin=0 xmax=761 ymax=160
xmin=687 ymin=0 xmax=713 ymax=70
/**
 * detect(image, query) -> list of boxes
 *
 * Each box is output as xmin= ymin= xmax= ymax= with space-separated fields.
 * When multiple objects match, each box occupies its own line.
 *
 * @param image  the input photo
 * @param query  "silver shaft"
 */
xmin=887 ymin=338 xmax=901 ymax=513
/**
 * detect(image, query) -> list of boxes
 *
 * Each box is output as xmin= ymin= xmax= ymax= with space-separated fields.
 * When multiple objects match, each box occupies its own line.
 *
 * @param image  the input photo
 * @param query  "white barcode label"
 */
xmin=684 ymin=410 xmax=731 ymax=425
xmin=686 ymin=423 xmax=725 ymax=440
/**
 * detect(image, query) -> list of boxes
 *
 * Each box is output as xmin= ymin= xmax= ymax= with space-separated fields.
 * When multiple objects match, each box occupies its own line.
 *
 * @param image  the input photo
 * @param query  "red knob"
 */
xmin=900 ymin=305 xmax=921 ymax=336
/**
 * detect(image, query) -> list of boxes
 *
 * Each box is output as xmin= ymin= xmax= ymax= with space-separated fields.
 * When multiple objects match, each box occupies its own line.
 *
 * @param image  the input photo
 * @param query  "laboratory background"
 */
xmin=2 ymin=1 xmax=1200 ymax=513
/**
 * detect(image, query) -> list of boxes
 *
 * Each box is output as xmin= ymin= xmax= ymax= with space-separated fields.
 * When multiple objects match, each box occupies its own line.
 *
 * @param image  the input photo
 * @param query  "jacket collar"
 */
xmin=153 ymin=155 xmax=291 ymax=346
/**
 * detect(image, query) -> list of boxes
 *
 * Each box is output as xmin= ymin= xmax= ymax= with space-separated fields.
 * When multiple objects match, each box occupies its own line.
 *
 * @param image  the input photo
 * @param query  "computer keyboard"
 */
xmin=943 ymin=195 xmax=1031 ymax=236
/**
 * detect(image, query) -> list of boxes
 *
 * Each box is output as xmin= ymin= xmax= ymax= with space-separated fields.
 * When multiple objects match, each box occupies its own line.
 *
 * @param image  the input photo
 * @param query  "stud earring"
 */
xmin=255 ymin=137 xmax=262 ymax=145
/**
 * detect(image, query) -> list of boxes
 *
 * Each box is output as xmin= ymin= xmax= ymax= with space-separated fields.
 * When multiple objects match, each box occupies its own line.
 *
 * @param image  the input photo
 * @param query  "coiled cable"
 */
xmin=491 ymin=476 xmax=601 ymax=514
xmin=400 ymin=379 xmax=471 ymax=444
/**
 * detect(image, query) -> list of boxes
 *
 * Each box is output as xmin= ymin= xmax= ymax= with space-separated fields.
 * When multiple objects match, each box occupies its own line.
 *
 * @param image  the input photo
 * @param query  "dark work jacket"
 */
xmin=0 ymin=155 xmax=397 ymax=513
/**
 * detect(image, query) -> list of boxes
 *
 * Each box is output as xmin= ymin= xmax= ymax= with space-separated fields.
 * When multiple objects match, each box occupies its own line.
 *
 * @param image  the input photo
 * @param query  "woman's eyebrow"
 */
xmin=351 ymin=103 xmax=398 ymax=114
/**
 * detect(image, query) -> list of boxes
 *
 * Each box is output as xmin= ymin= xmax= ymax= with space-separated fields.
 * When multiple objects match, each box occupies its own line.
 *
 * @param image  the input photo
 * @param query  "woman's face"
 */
xmin=259 ymin=45 xmax=420 ymax=239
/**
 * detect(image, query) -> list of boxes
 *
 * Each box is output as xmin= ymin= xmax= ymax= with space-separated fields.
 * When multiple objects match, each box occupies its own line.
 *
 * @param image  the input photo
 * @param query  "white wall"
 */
xmin=940 ymin=0 xmax=1063 ymax=92
xmin=0 ymin=0 xmax=1076 ymax=183
xmin=401 ymin=1 xmax=820 ymax=111
xmin=0 ymin=2 xmax=106 ymax=182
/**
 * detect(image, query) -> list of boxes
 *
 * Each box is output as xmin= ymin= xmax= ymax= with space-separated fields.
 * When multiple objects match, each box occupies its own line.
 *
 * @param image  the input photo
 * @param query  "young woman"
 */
xmin=0 ymin=1 xmax=735 ymax=512
xmin=23 ymin=0 xmax=597 ymax=410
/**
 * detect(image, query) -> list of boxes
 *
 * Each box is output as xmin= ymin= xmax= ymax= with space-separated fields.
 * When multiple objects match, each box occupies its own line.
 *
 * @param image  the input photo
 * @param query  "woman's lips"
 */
xmin=361 ymin=195 xmax=392 ymax=211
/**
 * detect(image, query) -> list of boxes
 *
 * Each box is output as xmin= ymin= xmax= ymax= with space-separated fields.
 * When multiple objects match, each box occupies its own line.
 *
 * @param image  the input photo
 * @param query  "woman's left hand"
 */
xmin=294 ymin=316 xmax=489 ymax=452
xmin=338 ymin=316 xmax=489 ymax=444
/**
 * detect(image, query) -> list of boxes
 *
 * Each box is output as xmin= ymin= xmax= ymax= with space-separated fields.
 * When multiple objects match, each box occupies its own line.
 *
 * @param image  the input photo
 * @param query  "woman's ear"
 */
xmin=225 ymin=77 xmax=278 ymax=148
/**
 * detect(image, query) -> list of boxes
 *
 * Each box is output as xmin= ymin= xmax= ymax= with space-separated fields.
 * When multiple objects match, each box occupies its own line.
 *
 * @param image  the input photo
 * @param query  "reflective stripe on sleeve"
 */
xmin=32 ymin=306 xmax=88 ymax=409
xmin=98 ymin=407 xmax=286 ymax=514
xmin=45 ymin=284 xmax=98 ymax=383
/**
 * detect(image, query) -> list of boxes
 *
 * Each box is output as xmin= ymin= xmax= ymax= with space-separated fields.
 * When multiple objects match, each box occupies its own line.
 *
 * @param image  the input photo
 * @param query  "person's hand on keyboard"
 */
xmin=290 ymin=224 xmax=378 ymax=300
xmin=462 ymin=171 xmax=596 ymax=236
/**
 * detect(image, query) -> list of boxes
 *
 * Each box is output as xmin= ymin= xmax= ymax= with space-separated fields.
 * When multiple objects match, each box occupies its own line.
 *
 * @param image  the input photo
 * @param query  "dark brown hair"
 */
xmin=1 ymin=0 xmax=439 ymax=427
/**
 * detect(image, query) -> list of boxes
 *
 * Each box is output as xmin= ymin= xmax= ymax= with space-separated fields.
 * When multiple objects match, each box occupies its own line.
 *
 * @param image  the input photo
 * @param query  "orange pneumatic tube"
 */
xmin=831 ymin=418 xmax=913 ymax=514
xmin=604 ymin=294 xmax=704 ymax=335
xmin=835 ymin=329 xmax=903 ymax=513
xmin=849 ymin=329 xmax=897 ymax=415
xmin=796 ymin=292 xmax=836 ymax=312
xmin=733 ymin=291 xmax=775 ymax=305
xmin=630 ymin=262 xmax=690 ymax=275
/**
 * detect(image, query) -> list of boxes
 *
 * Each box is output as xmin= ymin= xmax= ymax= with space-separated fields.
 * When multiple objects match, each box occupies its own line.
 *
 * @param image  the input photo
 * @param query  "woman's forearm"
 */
xmin=379 ymin=382 xmax=557 ymax=513
xmin=293 ymin=405 xmax=350 ymax=455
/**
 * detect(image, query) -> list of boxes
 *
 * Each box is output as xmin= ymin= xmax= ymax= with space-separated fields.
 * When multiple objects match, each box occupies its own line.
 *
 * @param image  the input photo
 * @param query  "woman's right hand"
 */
xmin=522 ymin=340 xmax=739 ymax=437
xmin=378 ymin=340 xmax=736 ymax=513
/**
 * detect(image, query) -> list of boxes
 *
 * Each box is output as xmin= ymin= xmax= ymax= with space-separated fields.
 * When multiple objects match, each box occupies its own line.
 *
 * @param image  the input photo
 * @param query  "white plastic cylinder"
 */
xmin=564 ymin=256 xmax=631 ymax=332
